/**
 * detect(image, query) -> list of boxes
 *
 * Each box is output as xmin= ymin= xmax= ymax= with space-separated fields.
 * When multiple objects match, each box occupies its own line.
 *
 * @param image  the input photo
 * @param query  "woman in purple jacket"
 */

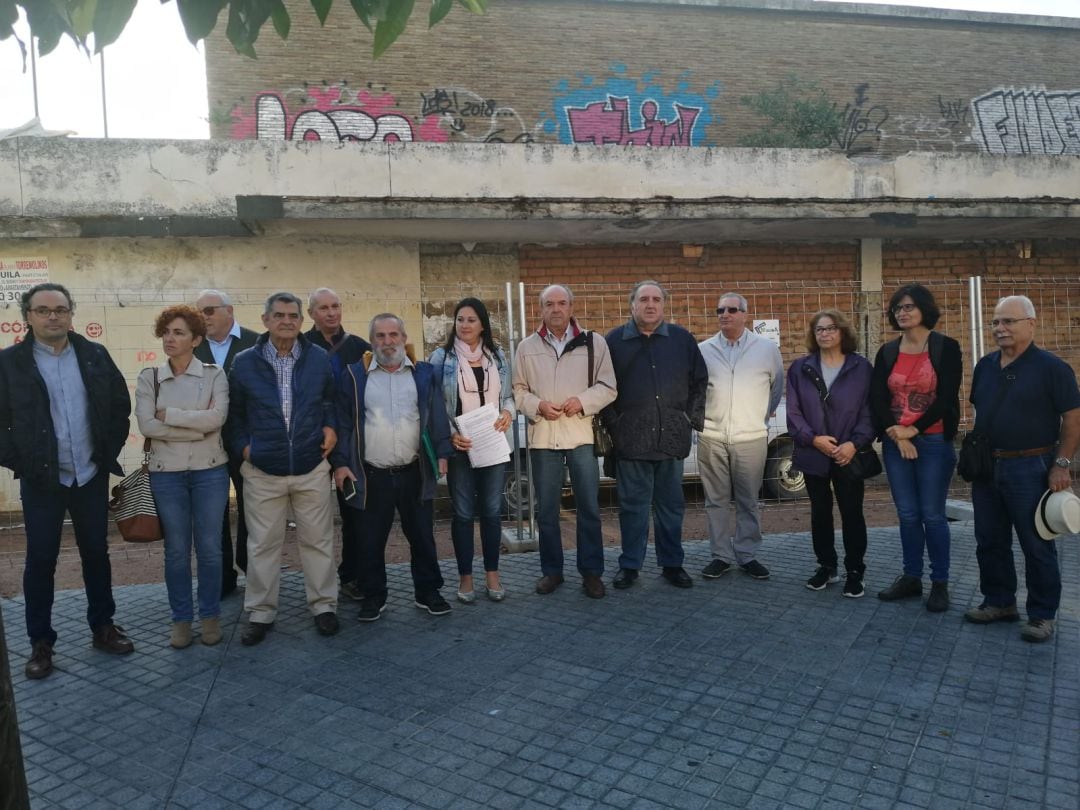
xmin=786 ymin=309 xmax=875 ymax=598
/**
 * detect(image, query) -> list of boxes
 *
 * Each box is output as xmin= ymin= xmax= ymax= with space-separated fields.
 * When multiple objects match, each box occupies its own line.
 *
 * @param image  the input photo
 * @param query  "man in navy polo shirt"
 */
xmin=964 ymin=295 xmax=1080 ymax=643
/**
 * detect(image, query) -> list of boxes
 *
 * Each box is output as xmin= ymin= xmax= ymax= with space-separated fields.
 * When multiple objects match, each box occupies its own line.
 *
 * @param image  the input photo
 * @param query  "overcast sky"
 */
xmin=0 ymin=0 xmax=1077 ymax=139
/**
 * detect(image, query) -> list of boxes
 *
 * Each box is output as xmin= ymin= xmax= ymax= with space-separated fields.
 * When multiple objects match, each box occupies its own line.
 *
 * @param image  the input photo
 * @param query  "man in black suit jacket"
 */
xmin=195 ymin=289 xmax=259 ymax=596
xmin=305 ymin=287 xmax=371 ymax=599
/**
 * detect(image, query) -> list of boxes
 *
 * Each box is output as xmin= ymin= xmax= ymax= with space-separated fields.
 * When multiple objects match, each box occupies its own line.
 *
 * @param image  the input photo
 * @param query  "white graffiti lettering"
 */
xmin=971 ymin=87 xmax=1080 ymax=156
xmin=255 ymin=94 xmax=415 ymax=143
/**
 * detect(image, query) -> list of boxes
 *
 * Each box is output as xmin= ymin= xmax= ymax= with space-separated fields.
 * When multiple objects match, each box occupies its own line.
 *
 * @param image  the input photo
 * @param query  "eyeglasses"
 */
xmin=30 ymin=306 xmax=71 ymax=318
xmin=200 ymin=305 xmax=227 ymax=316
xmin=716 ymin=306 xmax=744 ymax=315
xmin=814 ymin=325 xmax=839 ymax=335
xmin=991 ymin=317 xmax=1032 ymax=328
xmin=892 ymin=303 xmax=918 ymax=314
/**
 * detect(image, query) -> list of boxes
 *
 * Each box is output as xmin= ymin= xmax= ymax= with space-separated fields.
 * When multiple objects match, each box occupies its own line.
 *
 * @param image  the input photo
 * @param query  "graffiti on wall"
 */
xmin=938 ymin=96 xmax=969 ymax=131
xmin=833 ymin=84 xmax=889 ymax=156
xmin=231 ymin=83 xmax=448 ymax=142
xmin=971 ymin=87 xmax=1080 ymax=156
xmin=418 ymin=87 xmax=540 ymax=143
xmin=545 ymin=65 xmax=721 ymax=147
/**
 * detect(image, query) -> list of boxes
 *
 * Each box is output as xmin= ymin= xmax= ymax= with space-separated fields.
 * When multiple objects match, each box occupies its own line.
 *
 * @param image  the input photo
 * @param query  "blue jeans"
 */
xmin=883 ymin=433 xmax=955 ymax=581
xmin=616 ymin=458 xmax=686 ymax=570
xmin=972 ymin=453 xmax=1060 ymax=619
xmin=21 ymin=471 xmax=115 ymax=644
xmin=447 ymin=455 xmax=505 ymax=576
xmin=151 ymin=466 xmax=229 ymax=622
xmin=530 ymin=446 xmax=604 ymax=577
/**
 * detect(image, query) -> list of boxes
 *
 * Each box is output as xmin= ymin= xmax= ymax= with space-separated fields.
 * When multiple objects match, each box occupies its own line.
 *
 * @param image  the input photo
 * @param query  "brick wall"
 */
xmin=206 ymin=0 xmax=1080 ymax=157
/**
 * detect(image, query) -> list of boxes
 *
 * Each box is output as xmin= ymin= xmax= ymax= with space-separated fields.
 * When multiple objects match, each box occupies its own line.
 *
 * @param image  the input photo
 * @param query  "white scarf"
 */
xmin=455 ymin=340 xmax=494 ymax=414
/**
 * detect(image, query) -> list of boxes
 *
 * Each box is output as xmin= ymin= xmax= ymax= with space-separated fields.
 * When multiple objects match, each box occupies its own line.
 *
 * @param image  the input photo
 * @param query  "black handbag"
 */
xmin=803 ymin=362 xmax=881 ymax=482
xmin=586 ymin=332 xmax=615 ymax=458
xmin=957 ymin=370 xmax=1013 ymax=483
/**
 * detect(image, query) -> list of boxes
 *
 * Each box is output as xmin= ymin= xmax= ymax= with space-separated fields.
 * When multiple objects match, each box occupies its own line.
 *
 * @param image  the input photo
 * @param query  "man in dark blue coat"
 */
xmin=0 ymin=283 xmax=135 ymax=679
xmin=331 ymin=313 xmax=453 ymax=622
xmin=226 ymin=292 xmax=339 ymax=646
xmin=605 ymin=281 xmax=708 ymax=591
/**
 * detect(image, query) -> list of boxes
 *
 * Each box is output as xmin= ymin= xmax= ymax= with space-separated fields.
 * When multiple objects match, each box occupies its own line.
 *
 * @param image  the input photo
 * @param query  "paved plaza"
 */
xmin=4 ymin=521 xmax=1078 ymax=809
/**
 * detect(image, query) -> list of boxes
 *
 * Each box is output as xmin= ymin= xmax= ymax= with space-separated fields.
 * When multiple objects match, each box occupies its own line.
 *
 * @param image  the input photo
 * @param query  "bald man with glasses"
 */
xmin=194 ymin=289 xmax=258 ymax=596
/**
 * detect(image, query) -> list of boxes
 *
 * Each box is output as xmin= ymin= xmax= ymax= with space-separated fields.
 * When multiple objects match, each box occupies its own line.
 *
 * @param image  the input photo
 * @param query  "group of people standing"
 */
xmin=2 ymin=278 xmax=1075 ymax=680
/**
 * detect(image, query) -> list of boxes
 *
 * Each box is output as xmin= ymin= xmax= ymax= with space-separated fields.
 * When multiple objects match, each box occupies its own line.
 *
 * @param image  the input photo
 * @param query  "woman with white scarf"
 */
xmin=429 ymin=298 xmax=515 ymax=603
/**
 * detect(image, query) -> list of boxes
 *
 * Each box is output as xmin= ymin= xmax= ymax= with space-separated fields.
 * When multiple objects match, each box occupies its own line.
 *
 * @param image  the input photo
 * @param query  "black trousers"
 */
xmin=804 ymin=468 xmax=867 ymax=574
xmin=220 ymin=456 xmax=247 ymax=587
xmin=336 ymin=488 xmax=363 ymax=585
xmin=355 ymin=462 xmax=443 ymax=602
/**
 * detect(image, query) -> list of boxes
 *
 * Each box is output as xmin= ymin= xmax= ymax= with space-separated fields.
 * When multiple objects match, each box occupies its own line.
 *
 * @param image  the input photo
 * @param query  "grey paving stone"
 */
xmin=5 ymin=524 xmax=1077 ymax=809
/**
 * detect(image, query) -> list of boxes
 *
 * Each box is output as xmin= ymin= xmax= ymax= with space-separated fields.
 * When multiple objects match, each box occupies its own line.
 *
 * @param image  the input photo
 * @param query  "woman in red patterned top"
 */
xmin=870 ymin=284 xmax=962 ymax=613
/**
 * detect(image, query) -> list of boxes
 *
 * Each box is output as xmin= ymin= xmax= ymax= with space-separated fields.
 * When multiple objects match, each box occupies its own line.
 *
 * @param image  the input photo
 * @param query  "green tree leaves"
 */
xmin=738 ymin=74 xmax=843 ymax=149
xmin=0 ymin=0 xmax=490 ymax=60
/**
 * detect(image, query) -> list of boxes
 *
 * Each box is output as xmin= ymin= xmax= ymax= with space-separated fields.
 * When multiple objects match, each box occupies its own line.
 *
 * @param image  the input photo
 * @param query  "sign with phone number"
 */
xmin=0 ymin=257 xmax=49 ymax=301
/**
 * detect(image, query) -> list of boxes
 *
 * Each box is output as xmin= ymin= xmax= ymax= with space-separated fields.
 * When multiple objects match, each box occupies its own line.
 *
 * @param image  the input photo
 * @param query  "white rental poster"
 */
xmin=0 ymin=256 xmax=49 ymax=302
xmin=753 ymin=318 xmax=781 ymax=348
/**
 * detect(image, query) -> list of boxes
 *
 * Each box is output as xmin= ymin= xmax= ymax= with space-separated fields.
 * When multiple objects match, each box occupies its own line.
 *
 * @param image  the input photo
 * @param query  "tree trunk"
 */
xmin=0 ymin=600 xmax=29 ymax=810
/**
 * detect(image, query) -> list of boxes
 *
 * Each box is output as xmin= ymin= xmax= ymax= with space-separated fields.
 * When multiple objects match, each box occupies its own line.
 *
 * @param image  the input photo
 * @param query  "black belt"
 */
xmin=991 ymin=445 xmax=1054 ymax=459
xmin=363 ymin=460 xmax=418 ymax=474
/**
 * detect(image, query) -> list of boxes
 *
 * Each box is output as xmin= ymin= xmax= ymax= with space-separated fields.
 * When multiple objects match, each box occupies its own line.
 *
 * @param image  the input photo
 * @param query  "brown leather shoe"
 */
xmin=582 ymin=575 xmax=606 ymax=599
xmin=25 ymin=640 xmax=53 ymax=680
xmin=535 ymin=574 xmax=564 ymax=595
xmin=92 ymin=624 xmax=135 ymax=655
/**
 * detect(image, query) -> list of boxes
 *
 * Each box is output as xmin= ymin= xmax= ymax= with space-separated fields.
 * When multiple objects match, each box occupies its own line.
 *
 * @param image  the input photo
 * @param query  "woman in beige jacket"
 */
xmin=135 ymin=305 xmax=229 ymax=649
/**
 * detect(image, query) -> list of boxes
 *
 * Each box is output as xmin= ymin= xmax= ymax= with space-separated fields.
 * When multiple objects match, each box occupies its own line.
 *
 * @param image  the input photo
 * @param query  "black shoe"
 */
xmin=806 ymin=565 xmax=839 ymax=591
xmin=662 ymin=567 xmax=694 ymax=588
xmin=339 ymin=580 xmax=364 ymax=602
xmin=612 ymin=568 xmax=639 ymax=590
xmin=25 ymin=640 xmax=53 ymax=680
xmin=842 ymin=571 xmax=865 ymax=598
xmin=877 ymin=574 xmax=923 ymax=601
xmin=926 ymin=582 xmax=950 ymax=613
xmin=740 ymin=560 xmax=770 ymax=580
xmin=91 ymin=624 xmax=135 ymax=655
xmin=358 ymin=598 xmax=387 ymax=622
xmin=702 ymin=559 xmax=732 ymax=579
xmin=314 ymin=612 xmax=340 ymax=636
xmin=415 ymin=592 xmax=452 ymax=616
xmin=240 ymin=621 xmax=273 ymax=647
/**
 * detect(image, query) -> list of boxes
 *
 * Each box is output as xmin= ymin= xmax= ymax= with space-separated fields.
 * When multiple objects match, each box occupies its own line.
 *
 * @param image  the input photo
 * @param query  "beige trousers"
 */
xmin=241 ymin=459 xmax=337 ymax=622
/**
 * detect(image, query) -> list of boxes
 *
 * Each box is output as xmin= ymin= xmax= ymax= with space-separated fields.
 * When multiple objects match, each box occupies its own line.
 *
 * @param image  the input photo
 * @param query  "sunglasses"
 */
xmin=201 ymin=305 xmax=227 ymax=316
xmin=716 ymin=306 xmax=744 ymax=315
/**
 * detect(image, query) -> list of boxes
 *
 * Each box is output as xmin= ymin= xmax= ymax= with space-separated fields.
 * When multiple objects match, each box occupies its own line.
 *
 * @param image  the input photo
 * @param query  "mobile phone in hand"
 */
xmin=342 ymin=478 xmax=358 ymax=501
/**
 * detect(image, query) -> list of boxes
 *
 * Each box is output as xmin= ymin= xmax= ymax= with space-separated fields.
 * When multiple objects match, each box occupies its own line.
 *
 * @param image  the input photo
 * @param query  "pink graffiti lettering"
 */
xmin=566 ymin=96 xmax=700 ymax=146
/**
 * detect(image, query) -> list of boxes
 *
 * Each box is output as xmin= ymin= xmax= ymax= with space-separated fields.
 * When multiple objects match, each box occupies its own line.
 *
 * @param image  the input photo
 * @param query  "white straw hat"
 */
xmin=1034 ymin=489 xmax=1080 ymax=541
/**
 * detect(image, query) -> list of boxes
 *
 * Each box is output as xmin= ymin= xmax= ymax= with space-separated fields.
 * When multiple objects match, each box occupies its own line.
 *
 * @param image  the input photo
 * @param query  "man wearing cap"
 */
xmin=964 ymin=295 xmax=1080 ymax=642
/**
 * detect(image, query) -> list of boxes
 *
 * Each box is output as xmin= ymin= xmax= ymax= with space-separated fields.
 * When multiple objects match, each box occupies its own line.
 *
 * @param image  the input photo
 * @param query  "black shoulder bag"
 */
xmin=957 ymin=369 xmax=1013 ymax=483
xmin=586 ymin=332 xmax=615 ymax=457
xmin=803 ymin=362 xmax=882 ymax=483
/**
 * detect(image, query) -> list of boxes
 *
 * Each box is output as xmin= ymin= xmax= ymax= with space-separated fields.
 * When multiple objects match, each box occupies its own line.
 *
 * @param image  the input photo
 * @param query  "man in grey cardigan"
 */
xmin=698 ymin=292 xmax=784 ymax=581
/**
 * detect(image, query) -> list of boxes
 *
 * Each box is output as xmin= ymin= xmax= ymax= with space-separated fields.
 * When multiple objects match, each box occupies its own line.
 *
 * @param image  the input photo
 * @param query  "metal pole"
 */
xmin=29 ymin=37 xmax=39 ymax=120
xmin=99 ymin=50 xmax=108 ymax=138
xmin=968 ymin=276 xmax=980 ymax=372
xmin=504 ymin=282 xmax=523 ymax=548
xmin=975 ymin=276 xmax=985 ymax=359
xmin=0 ymin=601 xmax=30 ymax=810
xmin=519 ymin=282 xmax=536 ymax=537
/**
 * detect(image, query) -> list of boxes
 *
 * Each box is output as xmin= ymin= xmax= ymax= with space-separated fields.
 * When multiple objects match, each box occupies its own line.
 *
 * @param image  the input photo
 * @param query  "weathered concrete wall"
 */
xmin=206 ymin=0 xmax=1080 ymax=157
xmin=0 ymin=235 xmax=421 ymax=509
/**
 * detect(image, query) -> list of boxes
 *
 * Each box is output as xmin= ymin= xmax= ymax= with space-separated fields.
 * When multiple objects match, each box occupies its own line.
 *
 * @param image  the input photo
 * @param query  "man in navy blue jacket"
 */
xmin=331 ymin=314 xmax=453 ymax=622
xmin=0 ymin=283 xmax=135 ymax=679
xmin=605 ymin=281 xmax=708 ymax=591
xmin=226 ymin=292 xmax=339 ymax=646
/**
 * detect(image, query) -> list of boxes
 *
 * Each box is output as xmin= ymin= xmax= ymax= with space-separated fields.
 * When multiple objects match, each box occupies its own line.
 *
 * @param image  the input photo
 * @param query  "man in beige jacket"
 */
xmin=513 ymin=284 xmax=617 ymax=598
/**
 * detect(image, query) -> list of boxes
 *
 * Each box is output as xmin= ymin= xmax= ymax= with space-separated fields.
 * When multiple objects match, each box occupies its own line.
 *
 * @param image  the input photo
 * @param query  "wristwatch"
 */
xmin=1054 ymin=457 xmax=1072 ymax=469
